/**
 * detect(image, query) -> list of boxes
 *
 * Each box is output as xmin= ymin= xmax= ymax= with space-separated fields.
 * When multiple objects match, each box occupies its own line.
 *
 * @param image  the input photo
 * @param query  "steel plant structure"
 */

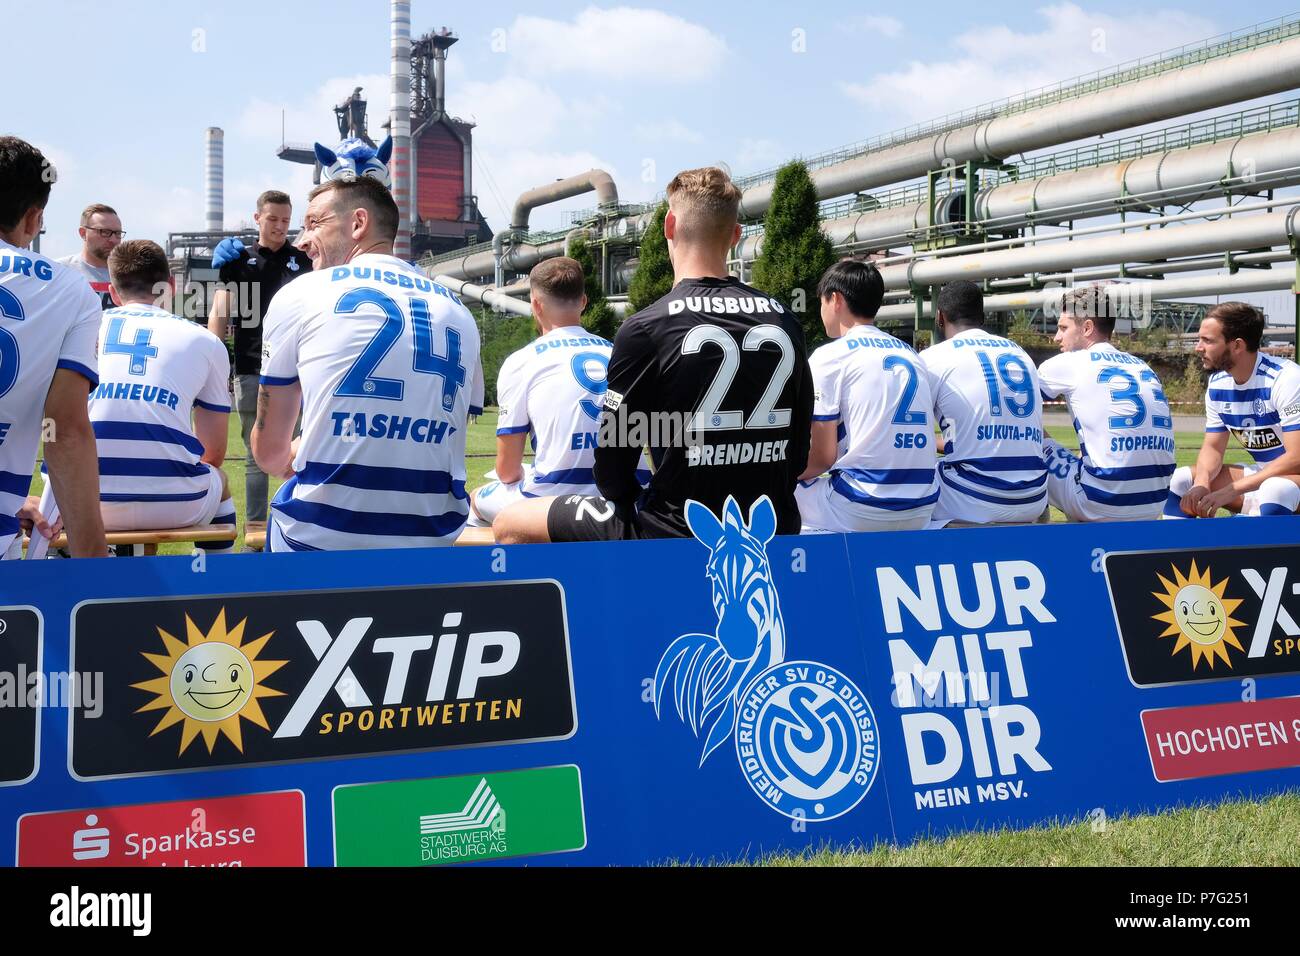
xmin=419 ymin=14 xmax=1300 ymax=344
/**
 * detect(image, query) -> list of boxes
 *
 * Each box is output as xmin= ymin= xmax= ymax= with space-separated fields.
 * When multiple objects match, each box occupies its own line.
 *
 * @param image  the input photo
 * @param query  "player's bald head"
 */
xmin=666 ymin=167 xmax=742 ymax=251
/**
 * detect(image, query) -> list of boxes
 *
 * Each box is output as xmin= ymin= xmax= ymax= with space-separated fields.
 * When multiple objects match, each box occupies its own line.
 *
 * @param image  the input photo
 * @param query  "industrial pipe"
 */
xmin=738 ymin=34 xmax=1300 ymax=219
xmin=875 ymin=267 xmax=1297 ymax=322
xmin=434 ymin=275 xmax=533 ymax=317
xmin=510 ymin=170 xmax=618 ymax=232
xmin=390 ymin=0 xmax=413 ymax=260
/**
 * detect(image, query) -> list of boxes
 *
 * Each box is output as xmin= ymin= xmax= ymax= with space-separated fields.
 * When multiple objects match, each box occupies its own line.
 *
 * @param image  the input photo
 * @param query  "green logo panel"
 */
xmin=333 ymin=765 xmax=586 ymax=866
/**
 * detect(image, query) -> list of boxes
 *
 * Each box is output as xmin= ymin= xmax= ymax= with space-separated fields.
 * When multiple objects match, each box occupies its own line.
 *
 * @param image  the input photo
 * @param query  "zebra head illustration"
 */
xmin=654 ymin=495 xmax=786 ymax=765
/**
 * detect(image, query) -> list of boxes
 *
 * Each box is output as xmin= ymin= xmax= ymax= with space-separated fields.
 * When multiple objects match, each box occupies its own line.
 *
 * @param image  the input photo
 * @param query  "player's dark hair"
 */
xmin=937 ymin=280 xmax=984 ymax=329
xmin=530 ymin=257 xmax=586 ymax=304
xmin=109 ymin=239 xmax=170 ymax=299
xmin=309 ymin=176 xmax=399 ymax=242
xmin=1207 ymin=301 xmax=1264 ymax=352
xmin=257 ymin=190 xmax=292 ymax=211
xmin=817 ymin=259 xmax=884 ymax=320
xmin=0 ymin=136 xmax=54 ymax=232
xmin=1061 ymin=284 xmax=1116 ymax=337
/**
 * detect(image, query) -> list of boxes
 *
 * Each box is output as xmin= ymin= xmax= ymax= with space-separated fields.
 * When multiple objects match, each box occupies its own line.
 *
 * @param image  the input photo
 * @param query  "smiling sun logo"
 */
xmin=1151 ymin=560 xmax=1246 ymax=671
xmin=132 ymin=609 xmax=287 ymax=755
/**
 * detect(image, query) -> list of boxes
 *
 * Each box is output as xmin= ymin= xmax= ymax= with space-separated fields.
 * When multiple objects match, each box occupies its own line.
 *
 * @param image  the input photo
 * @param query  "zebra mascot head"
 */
xmin=654 ymin=495 xmax=786 ymax=765
xmin=313 ymin=136 xmax=393 ymax=188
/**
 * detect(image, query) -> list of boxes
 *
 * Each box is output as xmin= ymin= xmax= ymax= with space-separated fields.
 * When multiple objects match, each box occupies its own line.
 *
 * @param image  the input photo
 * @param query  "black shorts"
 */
xmin=546 ymin=495 xmax=648 ymax=542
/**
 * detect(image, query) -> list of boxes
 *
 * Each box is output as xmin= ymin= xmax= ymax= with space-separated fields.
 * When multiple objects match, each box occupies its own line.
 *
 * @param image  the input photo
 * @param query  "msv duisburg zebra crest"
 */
xmin=653 ymin=495 xmax=879 ymax=821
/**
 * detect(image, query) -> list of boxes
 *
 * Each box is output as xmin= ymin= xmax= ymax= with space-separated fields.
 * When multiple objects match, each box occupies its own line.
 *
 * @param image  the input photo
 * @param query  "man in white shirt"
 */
xmin=253 ymin=175 xmax=481 ymax=551
xmin=1165 ymin=301 xmax=1300 ymax=518
xmin=470 ymin=257 xmax=619 ymax=526
xmin=797 ymin=259 xmax=938 ymax=532
xmin=0 ymin=136 xmax=106 ymax=559
xmin=1038 ymin=285 xmax=1175 ymax=522
xmin=920 ymin=280 xmax=1047 ymax=527
xmin=40 ymin=240 xmax=235 ymax=552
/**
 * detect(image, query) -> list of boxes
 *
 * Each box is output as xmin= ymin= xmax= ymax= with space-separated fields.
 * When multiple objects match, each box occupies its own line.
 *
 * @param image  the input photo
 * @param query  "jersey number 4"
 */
xmin=333 ymin=288 xmax=466 ymax=412
xmin=684 ymin=324 xmax=795 ymax=431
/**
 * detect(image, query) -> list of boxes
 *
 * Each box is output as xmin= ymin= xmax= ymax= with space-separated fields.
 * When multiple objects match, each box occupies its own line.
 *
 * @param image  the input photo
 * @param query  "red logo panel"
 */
xmin=17 ymin=790 xmax=305 ymax=866
xmin=1141 ymin=697 xmax=1300 ymax=783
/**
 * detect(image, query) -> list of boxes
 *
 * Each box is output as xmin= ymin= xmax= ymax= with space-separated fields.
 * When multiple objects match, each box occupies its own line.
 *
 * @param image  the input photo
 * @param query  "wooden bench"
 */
xmin=24 ymin=525 xmax=237 ymax=558
xmin=242 ymin=523 xmax=497 ymax=551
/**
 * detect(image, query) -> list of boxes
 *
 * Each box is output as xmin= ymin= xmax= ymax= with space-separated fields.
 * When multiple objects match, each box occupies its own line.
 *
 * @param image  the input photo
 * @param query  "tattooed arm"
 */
xmin=250 ymin=382 xmax=301 ymax=479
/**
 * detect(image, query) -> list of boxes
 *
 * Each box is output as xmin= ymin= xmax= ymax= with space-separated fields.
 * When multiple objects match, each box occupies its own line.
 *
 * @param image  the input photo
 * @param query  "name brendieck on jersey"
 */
xmin=687 ymin=440 xmax=790 ymax=467
xmin=667 ymin=295 xmax=786 ymax=316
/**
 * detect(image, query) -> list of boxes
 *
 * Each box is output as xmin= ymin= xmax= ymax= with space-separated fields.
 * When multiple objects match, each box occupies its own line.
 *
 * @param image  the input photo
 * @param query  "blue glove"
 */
xmin=211 ymin=237 xmax=246 ymax=269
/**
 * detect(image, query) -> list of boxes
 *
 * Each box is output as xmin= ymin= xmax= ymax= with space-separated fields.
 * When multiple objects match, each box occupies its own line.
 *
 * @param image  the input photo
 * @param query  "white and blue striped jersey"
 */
xmin=809 ymin=323 xmax=938 ymax=517
xmin=85 ymin=305 xmax=229 ymax=505
xmin=260 ymin=254 xmax=481 ymax=551
xmin=1038 ymin=343 xmax=1175 ymax=514
xmin=0 ymin=240 xmax=101 ymax=557
xmin=920 ymin=329 xmax=1047 ymax=507
xmin=496 ymin=326 xmax=612 ymax=499
xmin=1205 ymin=353 xmax=1300 ymax=465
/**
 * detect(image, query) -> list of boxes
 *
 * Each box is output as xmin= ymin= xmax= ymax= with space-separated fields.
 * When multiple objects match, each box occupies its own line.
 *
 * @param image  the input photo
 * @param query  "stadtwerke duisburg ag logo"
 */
xmin=653 ymin=496 xmax=878 ymax=821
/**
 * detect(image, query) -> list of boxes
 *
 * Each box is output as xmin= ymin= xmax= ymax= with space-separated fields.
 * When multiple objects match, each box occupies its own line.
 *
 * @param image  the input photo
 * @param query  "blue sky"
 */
xmin=8 ymin=1 xmax=1300 ymax=265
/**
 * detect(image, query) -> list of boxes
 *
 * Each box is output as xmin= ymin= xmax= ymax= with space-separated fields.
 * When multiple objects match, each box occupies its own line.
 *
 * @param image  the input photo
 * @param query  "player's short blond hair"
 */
xmin=666 ymin=166 xmax=741 ymax=248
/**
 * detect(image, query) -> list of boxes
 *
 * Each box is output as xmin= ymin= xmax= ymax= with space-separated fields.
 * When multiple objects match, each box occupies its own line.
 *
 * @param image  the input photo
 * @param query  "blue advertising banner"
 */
xmin=1 ymin=506 xmax=1299 ymax=866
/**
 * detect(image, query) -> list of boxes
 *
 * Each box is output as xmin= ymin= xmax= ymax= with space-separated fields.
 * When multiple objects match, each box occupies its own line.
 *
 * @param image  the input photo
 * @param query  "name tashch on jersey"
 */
xmin=330 ymin=411 xmax=457 ymax=445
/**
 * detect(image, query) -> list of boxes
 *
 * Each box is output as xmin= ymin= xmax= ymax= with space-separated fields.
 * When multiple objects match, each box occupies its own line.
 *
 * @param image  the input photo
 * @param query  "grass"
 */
xmin=750 ymin=793 xmax=1300 ymax=866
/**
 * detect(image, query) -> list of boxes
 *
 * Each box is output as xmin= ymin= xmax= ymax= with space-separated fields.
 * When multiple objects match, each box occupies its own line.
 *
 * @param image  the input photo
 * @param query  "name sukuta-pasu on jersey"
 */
xmin=495 ymin=327 xmax=615 ymax=498
xmin=811 ymin=324 xmax=938 ymax=514
xmin=0 ymin=242 xmax=101 ymax=554
xmin=1039 ymin=344 xmax=1176 ymax=510
xmin=1205 ymin=353 xmax=1300 ymax=464
xmin=921 ymin=330 xmax=1046 ymax=506
xmin=84 ymin=304 xmax=230 ymax=504
xmin=260 ymin=255 xmax=481 ymax=550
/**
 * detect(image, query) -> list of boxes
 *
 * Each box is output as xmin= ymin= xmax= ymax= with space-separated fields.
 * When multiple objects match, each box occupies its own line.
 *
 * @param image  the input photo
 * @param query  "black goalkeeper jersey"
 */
xmin=594 ymin=276 xmax=813 ymax=537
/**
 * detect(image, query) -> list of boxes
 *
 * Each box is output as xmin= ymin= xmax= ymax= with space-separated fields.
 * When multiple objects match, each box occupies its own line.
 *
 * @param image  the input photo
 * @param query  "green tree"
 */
xmin=475 ymin=306 xmax=535 ymax=407
xmin=568 ymin=235 xmax=619 ymax=340
xmin=627 ymin=202 xmax=672 ymax=313
xmin=751 ymin=161 xmax=837 ymax=346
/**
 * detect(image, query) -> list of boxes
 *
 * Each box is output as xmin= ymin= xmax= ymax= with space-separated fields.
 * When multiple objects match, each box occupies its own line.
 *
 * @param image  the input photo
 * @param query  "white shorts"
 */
xmin=929 ymin=465 xmax=1048 ymax=529
xmin=795 ymin=475 xmax=932 ymax=533
xmin=98 ymin=467 xmax=226 ymax=532
xmin=1235 ymin=465 xmax=1272 ymax=516
xmin=470 ymin=472 xmax=530 ymax=526
xmin=1044 ymin=440 xmax=1163 ymax=523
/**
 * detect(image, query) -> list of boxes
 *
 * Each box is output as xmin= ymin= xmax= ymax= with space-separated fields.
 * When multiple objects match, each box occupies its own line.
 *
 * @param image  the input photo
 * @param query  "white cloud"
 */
xmin=844 ymin=15 xmax=904 ymax=39
xmin=238 ymin=72 xmax=390 ymax=146
xmin=735 ymin=138 xmax=787 ymax=174
xmin=633 ymin=119 xmax=704 ymax=145
xmin=506 ymin=6 xmax=728 ymax=83
xmin=840 ymin=4 xmax=1218 ymax=125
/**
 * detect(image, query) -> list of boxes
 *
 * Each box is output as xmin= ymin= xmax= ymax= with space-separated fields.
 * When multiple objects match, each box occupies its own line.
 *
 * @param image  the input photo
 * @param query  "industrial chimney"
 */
xmin=204 ymin=127 xmax=224 ymax=232
xmin=390 ymin=0 xmax=413 ymax=260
